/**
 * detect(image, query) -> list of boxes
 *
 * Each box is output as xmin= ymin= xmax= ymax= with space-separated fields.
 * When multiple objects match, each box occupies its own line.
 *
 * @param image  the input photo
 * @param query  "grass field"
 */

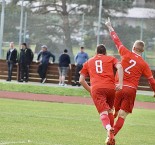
xmin=0 ymin=98 xmax=155 ymax=145
xmin=0 ymin=82 xmax=154 ymax=103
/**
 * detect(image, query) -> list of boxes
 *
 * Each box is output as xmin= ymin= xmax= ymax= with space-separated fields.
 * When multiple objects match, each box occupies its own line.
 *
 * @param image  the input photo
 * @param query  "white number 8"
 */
xmin=95 ymin=60 xmax=103 ymax=73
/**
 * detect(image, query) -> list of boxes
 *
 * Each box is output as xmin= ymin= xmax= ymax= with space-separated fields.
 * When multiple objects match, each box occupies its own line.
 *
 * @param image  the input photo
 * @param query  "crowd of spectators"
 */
xmin=5 ymin=42 xmax=88 ymax=86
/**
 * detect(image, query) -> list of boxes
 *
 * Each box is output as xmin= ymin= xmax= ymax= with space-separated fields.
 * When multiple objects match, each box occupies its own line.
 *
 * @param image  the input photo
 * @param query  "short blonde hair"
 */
xmin=133 ymin=40 xmax=145 ymax=53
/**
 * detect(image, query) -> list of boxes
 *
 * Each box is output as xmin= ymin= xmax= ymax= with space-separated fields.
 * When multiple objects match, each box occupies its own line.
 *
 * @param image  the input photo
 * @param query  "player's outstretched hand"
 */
xmin=115 ymin=84 xmax=123 ymax=91
xmin=105 ymin=17 xmax=111 ymax=27
xmin=105 ymin=17 xmax=114 ymax=32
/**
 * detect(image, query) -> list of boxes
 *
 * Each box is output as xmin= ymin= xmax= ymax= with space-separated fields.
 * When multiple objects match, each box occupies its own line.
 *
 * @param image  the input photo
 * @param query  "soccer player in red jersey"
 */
xmin=79 ymin=44 xmax=123 ymax=145
xmin=105 ymin=18 xmax=155 ymax=136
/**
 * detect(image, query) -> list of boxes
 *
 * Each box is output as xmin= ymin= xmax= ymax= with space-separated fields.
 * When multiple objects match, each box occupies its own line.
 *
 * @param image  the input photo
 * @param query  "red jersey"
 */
xmin=80 ymin=54 xmax=118 ymax=91
xmin=110 ymin=31 xmax=153 ymax=89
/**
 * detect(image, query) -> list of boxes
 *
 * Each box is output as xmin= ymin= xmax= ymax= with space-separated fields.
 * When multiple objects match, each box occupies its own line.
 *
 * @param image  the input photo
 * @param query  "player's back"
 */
xmin=110 ymin=31 xmax=152 ymax=89
xmin=87 ymin=54 xmax=117 ymax=91
xmin=116 ymin=50 xmax=149 ymax=88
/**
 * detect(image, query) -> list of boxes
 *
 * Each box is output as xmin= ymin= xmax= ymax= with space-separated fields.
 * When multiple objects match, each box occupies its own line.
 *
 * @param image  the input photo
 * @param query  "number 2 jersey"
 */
xmin=80 ymin=54 xmax=118 ymax=91
xmin=110 ymin=31 xmax=153 ymax=89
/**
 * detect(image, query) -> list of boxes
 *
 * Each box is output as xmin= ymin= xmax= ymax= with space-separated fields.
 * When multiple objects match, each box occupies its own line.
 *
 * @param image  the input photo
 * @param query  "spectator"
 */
xmin=72 ymin=46 xmax=88 ymax=86
xmin=6 ymin=42 xmax=18 ymax=81
xmin=18 ymin=43 xmax=34 ymax=82
xmin=58 ymin=49 xmax=71 ymax=86
xmin=36 ymin=45 xmax=55 ymax=83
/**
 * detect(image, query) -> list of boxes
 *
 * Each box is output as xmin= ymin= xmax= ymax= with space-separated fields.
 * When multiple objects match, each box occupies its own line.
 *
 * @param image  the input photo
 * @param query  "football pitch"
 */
xmin=0 ymin=98 xmax=155 ymax=145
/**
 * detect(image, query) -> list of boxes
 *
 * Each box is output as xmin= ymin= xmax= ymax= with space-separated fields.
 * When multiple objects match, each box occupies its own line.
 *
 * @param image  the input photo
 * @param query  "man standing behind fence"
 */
xmin=72 ymin=46 xmax=88 ymax=86
xmin=58 ymin=49 xmax=71 ymax=86
xmin=36 ymin=45 xmax=55 ymax=84
xmin=18 ymin=43 xmax=34 ymax=82
xmin=6 ymin=42 xmax=18 ymax=81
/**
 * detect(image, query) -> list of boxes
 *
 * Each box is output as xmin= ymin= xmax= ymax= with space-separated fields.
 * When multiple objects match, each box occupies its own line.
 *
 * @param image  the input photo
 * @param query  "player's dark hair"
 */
xmin=81 ymin=47 xmax=84 ymax=49
xmin=64 ymin=49 xmax=68 ymax=53
xmin=97 ymin=44 xmax=106 ymax=55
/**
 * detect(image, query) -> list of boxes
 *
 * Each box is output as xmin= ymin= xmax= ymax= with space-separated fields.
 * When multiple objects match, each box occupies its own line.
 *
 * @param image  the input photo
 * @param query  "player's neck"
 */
xmin=132 ymin=50 xmax=141 ymax=56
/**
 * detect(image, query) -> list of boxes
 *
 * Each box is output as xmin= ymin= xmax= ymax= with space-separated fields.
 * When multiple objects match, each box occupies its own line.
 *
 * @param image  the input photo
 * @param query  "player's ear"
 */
xmin=133 ymin=47 xmax=136 ymax=51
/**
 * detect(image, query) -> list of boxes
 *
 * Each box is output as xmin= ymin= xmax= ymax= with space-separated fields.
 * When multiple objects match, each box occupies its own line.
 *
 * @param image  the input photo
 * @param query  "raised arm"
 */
xmin=105 ymin=18 xmax=130 ymax=57
xmin=105 ymin=17 xmax=123 ymax=50
xmin=143 ymin=64 xmax=155 ymax=97
xmin=148 ymin=77 xmax=155 ymax=95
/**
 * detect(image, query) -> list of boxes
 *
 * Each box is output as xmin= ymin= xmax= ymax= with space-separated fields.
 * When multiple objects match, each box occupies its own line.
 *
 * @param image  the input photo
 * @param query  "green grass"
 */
xmin=0 ymin=82 xmax=155 ymax=103
xmin=0 ymin=82 xmax=90 ymax=97
xmin=136 ymin=95 xmax=155 ymax=102
xmin=0 ymin=98 xmax=155 ymax=145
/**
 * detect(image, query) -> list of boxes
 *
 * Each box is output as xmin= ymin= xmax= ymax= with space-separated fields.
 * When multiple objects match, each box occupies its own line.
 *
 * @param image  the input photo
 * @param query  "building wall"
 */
xmin=134 ymin=0 xmax=155 ymax=7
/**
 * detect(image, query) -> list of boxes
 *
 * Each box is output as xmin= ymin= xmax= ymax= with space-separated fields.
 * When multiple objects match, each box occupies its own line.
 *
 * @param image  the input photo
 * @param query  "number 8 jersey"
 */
xmin=80 ymin=54 xmax=119 ymax=92
xmin=110 ymin=31 xmax=153 ymax=89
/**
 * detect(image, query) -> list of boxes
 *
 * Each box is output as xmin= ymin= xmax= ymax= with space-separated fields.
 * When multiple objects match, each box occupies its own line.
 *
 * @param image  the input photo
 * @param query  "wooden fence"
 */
xmin=0 ymin=59 xmax=76 ymax=84
xmin=0 ymin=59 xmax=154 ymax=91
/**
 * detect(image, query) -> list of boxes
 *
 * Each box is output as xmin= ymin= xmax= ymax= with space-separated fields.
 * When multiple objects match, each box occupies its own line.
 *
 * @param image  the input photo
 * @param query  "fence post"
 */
xmin=68 ymin=64 xmax=74 ymax=85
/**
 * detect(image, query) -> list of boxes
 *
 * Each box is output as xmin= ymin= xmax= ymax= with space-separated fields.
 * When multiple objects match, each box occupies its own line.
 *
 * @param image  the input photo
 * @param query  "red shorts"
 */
xmin=91 ymin=88 xmax=115 ymax=114
xmin=114 ymin=86 xmax=136 ymax=113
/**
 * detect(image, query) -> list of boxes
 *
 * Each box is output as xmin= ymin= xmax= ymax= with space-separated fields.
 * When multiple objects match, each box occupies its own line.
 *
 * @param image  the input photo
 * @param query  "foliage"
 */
xmin=6 ymin=0 xmax=134 ymax=56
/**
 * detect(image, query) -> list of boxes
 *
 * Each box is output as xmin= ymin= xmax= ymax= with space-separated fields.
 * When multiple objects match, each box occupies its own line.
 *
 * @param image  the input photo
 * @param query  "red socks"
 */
xmin=114 ymin=117 xmax=124 ymax=135
xmin=108 ymin=113 xmax=114 ymax=127
xmin=100 ymin=114 xmax=111 ymax=130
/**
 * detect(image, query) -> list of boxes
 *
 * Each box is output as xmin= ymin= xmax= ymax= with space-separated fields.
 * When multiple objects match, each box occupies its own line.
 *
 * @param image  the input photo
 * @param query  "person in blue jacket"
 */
xmin=37 ymin=45 xmax=55 ymax=83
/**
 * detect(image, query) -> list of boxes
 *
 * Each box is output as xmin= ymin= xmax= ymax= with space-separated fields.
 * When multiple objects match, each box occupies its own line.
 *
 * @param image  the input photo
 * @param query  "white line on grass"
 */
xmin=0 ymin=140 xmax=31 ymax=145
xmin=0 ymin=141 xmax=64 ymax=145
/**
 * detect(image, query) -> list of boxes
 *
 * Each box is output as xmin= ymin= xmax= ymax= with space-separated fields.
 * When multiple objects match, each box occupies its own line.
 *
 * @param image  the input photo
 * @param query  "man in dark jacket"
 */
xmin=37 ymin=45 xmax=55 ymax=83
xmin=58 ymin=49 xmax=71 ymax=86
xmin=19 ymin=43 xmax=34 ymax=82
xmin=6 ymin=42 xmax=18 ymax=81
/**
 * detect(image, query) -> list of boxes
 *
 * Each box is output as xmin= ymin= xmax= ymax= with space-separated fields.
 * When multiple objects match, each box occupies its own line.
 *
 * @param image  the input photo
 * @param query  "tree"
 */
xmin=9 ymin=0 xmax=134 ymax=59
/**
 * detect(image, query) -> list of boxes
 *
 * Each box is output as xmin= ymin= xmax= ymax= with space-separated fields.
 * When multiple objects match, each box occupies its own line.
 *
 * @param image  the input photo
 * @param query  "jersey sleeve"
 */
xmin=80 ymin=62 xmax=89 ymax=77
xmin=112 ymin=57 xmax=120 ymax=68
xmin=110 ymin=31 xmax=130 ymax=56
xmin=144 ymin=63 xmax=155 ymax=92
xmin=143 ymin=63 xmax=153 ymax=79
xmin=113 ymin=57 xmax=118 ymax=65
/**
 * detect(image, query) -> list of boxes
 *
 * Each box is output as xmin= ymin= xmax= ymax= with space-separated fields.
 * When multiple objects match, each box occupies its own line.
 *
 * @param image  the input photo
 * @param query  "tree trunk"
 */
xmin=61 ymin=0 xmax=74 ymax=62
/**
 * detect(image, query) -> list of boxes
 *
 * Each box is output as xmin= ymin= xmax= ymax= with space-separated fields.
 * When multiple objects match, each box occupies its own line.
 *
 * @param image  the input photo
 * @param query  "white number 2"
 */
xmin=125 ymin=59 xmax=136 ymax=74
xmin=95 ymin=60 xmax=103 ymax=73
